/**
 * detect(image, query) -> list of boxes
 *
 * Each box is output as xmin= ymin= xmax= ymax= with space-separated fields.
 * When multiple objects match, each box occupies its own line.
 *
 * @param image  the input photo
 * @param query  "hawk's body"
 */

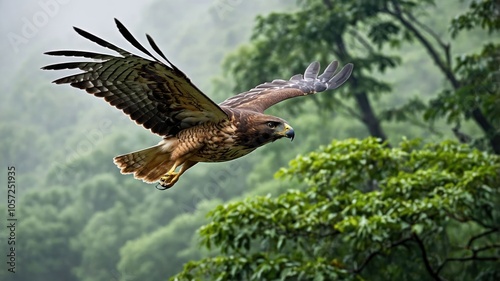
xmin=43 ymin=19 xmax=353 ymax=189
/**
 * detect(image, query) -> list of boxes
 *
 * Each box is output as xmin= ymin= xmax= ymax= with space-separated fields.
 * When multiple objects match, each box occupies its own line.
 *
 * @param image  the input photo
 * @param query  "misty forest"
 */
xmin=0 ymin=0 xmax=499 ymax=280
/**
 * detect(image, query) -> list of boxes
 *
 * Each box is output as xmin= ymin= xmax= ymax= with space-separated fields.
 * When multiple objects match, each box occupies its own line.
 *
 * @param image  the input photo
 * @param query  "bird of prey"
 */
xmin=42 ymin=19 xmax=353 ymax=190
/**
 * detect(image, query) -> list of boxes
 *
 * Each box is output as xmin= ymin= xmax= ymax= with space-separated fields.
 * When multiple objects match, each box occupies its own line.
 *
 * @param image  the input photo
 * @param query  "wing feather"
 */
xmin=304 ymin=61 xmax=320 ymax=79
xmin=318 ymin=61 xmax=338 ymax=81
xmin=42 ymin=19 xmax=228 ymax=136
xmin=220 ymin=61 xmax=353 ymax=113
xmin=44 ymin=50 xmax=115 ymax=60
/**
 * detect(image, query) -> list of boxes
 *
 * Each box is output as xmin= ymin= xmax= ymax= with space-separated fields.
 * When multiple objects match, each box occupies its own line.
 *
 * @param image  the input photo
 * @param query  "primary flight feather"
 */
xmin=42 ymin=19 xmax=353 ymax=189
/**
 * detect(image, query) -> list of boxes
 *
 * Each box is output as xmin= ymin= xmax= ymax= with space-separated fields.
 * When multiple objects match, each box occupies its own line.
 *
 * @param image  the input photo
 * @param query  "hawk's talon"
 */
xmin=155 ymin=183 xmax=171 ymax=191
xmin=157 ymin=172 xmax=179 ymax=190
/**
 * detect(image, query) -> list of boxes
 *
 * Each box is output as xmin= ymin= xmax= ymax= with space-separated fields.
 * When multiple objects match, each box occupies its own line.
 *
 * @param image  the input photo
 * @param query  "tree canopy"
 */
xmin=173 ymin=138 xmax=500 ymax=280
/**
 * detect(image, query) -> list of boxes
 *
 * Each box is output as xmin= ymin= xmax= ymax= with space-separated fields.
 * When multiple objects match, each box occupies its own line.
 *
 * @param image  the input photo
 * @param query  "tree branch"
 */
xmin=413 ymin=233 xmax=443 ymax=281
xmin=474 ymin=244 xmax=500 ymax=254
xmin=350 ymin=236 xmax=413 ymax=274
xmin=385 ymin=0 xmax=459 ymax=88
xmin=470 ymin=216 xmax=498 ymax=231
xmin=436 ymin=245 xmax=500 ymax=275
xmin=404 ymin=11 xmax=452 ymax=69
xmin=467 ymin=227 xmax=499 ymax=248
xmin=443 ymin=256 xmax=499 ymax=263
xmin=385 ymin=0 xmax=500 ymax=154
xmin=470 ymin=111 xmax=500 ymax=154
xmin=452 ymin=123 xmax=473 ymax=143
xmin=348 ymin=29 xmax=376 ymax=54
xmin=331 ymin=35 xmax=388 ymax=142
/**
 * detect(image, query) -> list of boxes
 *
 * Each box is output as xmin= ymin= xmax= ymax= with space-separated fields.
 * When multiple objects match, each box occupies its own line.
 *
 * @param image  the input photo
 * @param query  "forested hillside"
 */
xmin=0 ymin=0 xmax=498 ymax=281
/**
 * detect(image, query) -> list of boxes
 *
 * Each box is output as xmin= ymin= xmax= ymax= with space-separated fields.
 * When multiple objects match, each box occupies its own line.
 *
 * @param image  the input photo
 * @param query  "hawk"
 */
xmin=42 ymin=19 xmax=353 ymax=190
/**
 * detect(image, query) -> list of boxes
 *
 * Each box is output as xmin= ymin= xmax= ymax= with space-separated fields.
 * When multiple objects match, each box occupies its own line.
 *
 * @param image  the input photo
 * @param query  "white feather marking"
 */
xmin=158 ymin=138 xmax=177 ymax=153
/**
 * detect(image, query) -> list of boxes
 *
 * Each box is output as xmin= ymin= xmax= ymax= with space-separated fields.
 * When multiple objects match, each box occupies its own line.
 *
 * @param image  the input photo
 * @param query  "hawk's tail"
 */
xmin=113 ymin=142 xmax=175 ymax=183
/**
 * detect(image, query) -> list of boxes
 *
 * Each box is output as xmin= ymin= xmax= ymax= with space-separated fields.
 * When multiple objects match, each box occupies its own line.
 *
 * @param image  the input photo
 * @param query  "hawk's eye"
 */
xmin=267 ymin=122 xmax=277 ymax=129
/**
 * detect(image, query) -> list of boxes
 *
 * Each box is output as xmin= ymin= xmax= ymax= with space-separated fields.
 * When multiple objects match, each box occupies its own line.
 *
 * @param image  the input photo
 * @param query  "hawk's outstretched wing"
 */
xmin=219 ymin=61 xmax=353 ymax=113
xmin=42 ymin=19 xmax=228 ymax=137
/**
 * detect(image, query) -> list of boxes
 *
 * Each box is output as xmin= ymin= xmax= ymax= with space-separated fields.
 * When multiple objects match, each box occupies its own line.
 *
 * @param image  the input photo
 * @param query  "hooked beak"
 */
xmin=283 ymin=123 xmax=295 ymax=141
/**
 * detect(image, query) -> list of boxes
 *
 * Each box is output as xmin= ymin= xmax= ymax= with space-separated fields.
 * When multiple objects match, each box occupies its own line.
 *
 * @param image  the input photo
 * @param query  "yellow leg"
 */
xmin=166 ymin=162 xmax=179 ymax=175
xmin=158 ymin=161 xmax=197 ymax=190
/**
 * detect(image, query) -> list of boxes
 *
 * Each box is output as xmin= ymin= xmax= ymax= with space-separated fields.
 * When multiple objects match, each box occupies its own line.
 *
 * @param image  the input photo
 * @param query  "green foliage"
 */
xmin=424 ymin=0 xmax=500 ymax=152
xmin=172 ymin=138 xmax=500 ymax=280
xmin=450 ymin=0 xmax=500 ymax=37
xmin=426 ymin=43 xmax=500 ymax=124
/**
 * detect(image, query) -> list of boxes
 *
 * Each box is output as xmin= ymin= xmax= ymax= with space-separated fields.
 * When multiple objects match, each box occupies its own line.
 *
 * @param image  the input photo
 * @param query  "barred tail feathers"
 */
xmin=113 ymin=140 xmax=176 ymax=183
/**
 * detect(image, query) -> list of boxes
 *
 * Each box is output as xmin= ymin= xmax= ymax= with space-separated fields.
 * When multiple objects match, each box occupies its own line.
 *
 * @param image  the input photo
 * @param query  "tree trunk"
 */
xmin=385 ymin=1 xmax=500 ymax=154
xmin=351 ymin=77 xmax=388 ymax=141
xmin=334 ymin=36 xmax=388 ymax=142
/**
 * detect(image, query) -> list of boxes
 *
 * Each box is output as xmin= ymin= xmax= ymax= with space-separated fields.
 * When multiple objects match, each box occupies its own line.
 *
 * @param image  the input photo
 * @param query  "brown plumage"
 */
xmin=42 ymin=19 xmax=353 ymax=189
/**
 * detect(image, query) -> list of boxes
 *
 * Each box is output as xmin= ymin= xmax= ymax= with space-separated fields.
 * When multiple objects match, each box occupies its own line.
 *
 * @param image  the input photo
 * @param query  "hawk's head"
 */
xmin=237 ymin=113 xmax=294 ymax=148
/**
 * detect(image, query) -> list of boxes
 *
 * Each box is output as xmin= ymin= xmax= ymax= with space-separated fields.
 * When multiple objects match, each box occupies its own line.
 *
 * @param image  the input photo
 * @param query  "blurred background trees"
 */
xmin=0 ymin=0 xmax=498 ymax=281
